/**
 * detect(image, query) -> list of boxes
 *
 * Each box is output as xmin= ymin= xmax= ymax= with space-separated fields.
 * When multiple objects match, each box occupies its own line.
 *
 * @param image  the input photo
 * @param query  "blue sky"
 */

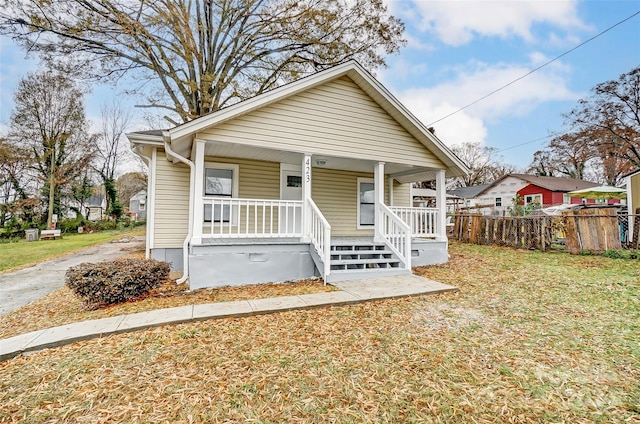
xmin=1 ymin=0 xmax=639 ymax=169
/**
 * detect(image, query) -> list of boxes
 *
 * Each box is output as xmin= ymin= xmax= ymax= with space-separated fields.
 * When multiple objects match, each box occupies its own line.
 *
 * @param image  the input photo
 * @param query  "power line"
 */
xmin=427 ymin=9 xmax=640 ymax=127
xmin=496 ymin=133 xmax=558 ymax=153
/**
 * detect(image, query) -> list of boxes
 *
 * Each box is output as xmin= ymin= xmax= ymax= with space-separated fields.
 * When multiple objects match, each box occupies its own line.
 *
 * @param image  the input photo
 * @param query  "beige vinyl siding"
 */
xmin=199 ymin=77 xmax=445 ymax=169
xmin=392 ymin=181 xmax=412 ymax=207
xmin=154 ymin=151 xmax=190 ymax=248
xmin=208 ymin=157 xmax=280 ymax=199
xmin=312 ymin=168 xmax=390 ymax=237
xmin=631 ymin=174 xmax=640 ymax=214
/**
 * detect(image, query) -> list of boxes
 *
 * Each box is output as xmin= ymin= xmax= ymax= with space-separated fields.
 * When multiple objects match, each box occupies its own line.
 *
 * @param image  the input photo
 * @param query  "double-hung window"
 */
xmin=204 ymin=163 xmax=238 ymax=223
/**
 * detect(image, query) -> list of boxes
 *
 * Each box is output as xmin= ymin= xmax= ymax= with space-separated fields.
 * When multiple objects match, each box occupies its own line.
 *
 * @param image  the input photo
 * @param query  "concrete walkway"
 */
xmin=0 ymin=274 xmax=456 ymax=362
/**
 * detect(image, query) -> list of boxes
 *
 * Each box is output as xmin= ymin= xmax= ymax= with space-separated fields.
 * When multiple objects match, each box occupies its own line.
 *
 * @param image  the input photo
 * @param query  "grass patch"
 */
xmin=0 ymin=242 xmax=638 ymax=422
xmin=0 ymin=228 xmax=145 ymax=273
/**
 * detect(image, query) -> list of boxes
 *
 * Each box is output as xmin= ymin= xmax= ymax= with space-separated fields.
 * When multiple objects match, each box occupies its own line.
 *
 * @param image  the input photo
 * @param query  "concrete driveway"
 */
xmin=0 ymin=236 xmax=145 ymax=316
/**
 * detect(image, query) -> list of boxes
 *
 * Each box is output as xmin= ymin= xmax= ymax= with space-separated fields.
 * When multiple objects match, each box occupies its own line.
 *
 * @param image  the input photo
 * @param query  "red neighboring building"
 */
xmin=515 ymin=176 xmax=607 ymax=206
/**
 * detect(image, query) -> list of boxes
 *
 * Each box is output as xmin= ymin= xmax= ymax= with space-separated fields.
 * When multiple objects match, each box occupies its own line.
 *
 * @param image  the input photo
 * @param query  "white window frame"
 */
xmin=524 ymin=193 xmax=543 ymax=205
xmin=203 ymin=162 xmax=239 ymax=224
xmin=495 ymin=197 xmax=502 ymax=207
xmin=357 ymin=177 xmax=375 ymax=229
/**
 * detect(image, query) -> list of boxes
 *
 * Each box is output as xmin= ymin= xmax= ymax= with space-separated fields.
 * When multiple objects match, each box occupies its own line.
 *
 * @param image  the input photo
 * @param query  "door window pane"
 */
xmin=359 ymin=182 xmax=375 ymax=226
xmin=287 ymin=175 xmax=302 ymax=188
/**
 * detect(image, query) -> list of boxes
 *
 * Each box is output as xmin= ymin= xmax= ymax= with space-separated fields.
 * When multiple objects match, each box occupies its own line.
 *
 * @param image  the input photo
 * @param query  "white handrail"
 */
xmin=202 ymin=197 xmax=303 ymax=238
xmin=378 ymin=204 xmax=411 ymax=270
xmin=307 ymin=198 xmax=331 ymax=281
xmin=390 ymin=207 xmax=439 ymax=238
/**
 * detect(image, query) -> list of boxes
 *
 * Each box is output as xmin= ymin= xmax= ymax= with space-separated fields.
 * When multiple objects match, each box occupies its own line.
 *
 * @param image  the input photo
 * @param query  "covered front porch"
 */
xmin=187 ymin=141 xmax=449 ymax=287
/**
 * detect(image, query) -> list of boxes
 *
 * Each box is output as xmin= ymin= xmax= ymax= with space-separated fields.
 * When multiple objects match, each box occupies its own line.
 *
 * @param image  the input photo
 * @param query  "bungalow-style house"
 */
xmin=128 ymin=61 xmax=468 ymax=289
xmin=475 ymin=174 xmax=599 ymax=215
xmin=516 ymin=175 xmax=604 ymax=207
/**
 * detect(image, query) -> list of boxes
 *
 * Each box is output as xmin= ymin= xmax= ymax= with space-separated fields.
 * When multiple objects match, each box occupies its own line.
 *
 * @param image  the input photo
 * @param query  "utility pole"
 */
xmin=47 ymin=144 xmax=55 ymax=229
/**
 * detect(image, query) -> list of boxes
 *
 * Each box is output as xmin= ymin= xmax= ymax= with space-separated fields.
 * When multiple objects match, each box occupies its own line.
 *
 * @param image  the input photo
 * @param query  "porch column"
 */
xmin=435 ymin=169 xmax=447 ymax=241
xmin=301 ymin=154 xmax=312 ymax=242
xmin=374 ymin=161 xmax=385 ymax=242
xmin=192 ymin=140 xmax=206 ymax=245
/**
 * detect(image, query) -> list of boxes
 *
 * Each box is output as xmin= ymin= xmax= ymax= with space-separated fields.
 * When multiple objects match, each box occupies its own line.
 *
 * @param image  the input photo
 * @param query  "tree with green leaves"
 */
xmin=8 ymin=71 xmax=95 ymax=227
xmin=0 ymin=0 xmax=405 ymax=124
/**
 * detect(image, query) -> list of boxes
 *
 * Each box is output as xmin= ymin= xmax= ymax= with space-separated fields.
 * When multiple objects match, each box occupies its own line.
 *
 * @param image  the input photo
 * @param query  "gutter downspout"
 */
xmin=162 ymin=135 xmax=195 ymax=285
xmin=132 ymin=145 xmax=152 ymax=259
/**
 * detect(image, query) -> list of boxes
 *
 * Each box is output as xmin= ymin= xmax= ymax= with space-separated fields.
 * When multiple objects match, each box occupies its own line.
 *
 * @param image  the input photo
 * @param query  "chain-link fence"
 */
xmin=452 ymin=212 xmax=639 ymax=252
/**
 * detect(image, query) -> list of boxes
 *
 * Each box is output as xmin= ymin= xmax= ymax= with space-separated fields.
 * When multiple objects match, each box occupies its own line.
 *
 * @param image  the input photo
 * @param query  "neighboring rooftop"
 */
xmin=447 ymin=184 xmax=491 ymax=199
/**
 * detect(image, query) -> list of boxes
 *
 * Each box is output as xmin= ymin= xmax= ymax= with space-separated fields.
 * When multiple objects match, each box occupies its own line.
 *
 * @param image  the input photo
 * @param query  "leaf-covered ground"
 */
xmin=1 ymin=242 xmax=638 ymax=423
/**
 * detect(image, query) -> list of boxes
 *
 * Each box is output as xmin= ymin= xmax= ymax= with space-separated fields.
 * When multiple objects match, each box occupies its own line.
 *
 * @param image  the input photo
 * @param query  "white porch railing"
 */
xmin=202 ymin=197 xmax=303 ymax=238
xmin=307 ymin=198 xmax=331 ymax=281
xmin=390 ymin=207 xmax=439 ymax=238
xmin=377 ymin=204 xmax=412 ymax=270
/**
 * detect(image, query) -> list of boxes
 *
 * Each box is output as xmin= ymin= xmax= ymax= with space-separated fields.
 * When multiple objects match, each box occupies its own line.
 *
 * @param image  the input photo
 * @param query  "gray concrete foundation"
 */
xmin=189 ymin=243 xmax=318 ymax=290
xmin=410 ymin=239 xmax=449 ymax=266
xmin=151 ymin=248 xmax=184 ymax=271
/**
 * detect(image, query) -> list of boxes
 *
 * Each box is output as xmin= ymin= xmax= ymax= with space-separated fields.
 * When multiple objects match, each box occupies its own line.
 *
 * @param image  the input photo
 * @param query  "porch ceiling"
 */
xmin=200 ymin=140 xmax=441 ymax=181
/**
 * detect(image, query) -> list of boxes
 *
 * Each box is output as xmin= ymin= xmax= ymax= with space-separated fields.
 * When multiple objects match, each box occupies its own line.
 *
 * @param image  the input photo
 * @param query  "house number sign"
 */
xmin=305 ymin=157 xmax=311 ymax=183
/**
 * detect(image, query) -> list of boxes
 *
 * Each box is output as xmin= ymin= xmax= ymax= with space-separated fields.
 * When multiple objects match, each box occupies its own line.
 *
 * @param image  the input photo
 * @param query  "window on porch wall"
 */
xmin=358 ymin=180 xmax=375 ymax=227
xmin=204 ymin=167 xmax=234 ymax=222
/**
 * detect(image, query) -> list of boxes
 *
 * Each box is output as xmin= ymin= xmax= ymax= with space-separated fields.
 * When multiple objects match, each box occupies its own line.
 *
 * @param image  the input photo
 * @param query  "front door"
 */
xmin=280 ymin=164 xmax=302 ymax=234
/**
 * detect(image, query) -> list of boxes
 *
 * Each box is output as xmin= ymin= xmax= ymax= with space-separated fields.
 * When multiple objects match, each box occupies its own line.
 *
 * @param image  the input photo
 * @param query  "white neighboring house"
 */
xmin=127 ymin=60 xmax=469 ymax=289
xmin=128 ymin=190 xmax=147 ymax=221
xmin=474 ymin=175 xmax=531 ymax=215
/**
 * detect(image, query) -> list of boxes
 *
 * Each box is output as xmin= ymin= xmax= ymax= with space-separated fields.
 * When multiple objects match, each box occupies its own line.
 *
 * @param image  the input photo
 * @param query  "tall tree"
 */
xmin=0 ymin=0 xmax=405 ymax=123
xmin=94 ymin=102 xmax=133 ymax=218
xmin=566 ymin=66 xmax=640 ymax=169
xmin=8 ymin=71 xmax=95 ymax=227
xmin=545 ymin=131 xmax=597 ymax=180
xmin=450 ymin=142 xmax=516 ymax=187
xmin=0 ymin=138 xmax=31 ymax=226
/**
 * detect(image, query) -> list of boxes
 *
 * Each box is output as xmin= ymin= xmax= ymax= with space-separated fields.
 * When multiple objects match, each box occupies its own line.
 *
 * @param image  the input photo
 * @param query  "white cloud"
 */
xmin=401 ymin=98 xmax=487 ymax=147
xmin=385 ymin=0 xmax=587 ymax=46
xmin=382 ymin=57 xmax=581 ymax=147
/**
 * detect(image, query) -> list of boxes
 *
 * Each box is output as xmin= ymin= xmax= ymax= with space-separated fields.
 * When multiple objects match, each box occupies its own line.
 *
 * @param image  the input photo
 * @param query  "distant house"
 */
xmin=128 ymin=190 xmax=147 ymax=221
xmin=516 ymin=176 xmax=606 ymax=207
xmin=447 ymin=184 xmax=491 ymax=211
xmin=474 ymin=174 xmax=600 ymax=215
xmin=85 ymin=194 xmax=106 ymax=221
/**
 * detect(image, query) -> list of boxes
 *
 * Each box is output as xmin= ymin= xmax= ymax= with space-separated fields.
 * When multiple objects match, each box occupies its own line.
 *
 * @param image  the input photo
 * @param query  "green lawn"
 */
xmin=0 ymin=228 xmax=145 ymax=273
xmin=0 ymin=242 xmax=638 ymax=422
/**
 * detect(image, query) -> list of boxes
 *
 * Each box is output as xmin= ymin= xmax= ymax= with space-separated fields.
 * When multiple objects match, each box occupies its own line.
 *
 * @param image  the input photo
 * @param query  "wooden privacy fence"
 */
xmin=453 ymin=214 xmax=553 ymax=251
xmin=453 ymin=209 xmax=638 ymax=253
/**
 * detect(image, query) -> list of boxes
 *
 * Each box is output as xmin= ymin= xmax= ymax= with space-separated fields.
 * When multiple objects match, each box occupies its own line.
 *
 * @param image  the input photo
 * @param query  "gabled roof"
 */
xmin=129 ymin=60 xmax=469 ymax=178
xmin=477 ymin=174 xmax=600 ymax=197
xmin=447 ymin=184 xmax=491 ymax=199
xmin=622 ymin=168 xmax=640 ymax=179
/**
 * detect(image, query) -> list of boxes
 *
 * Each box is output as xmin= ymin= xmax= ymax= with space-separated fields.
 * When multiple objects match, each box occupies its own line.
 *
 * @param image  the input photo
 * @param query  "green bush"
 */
xmin=65 ymin=258 xmax=170 ymax=308
xmin=58 ymin=217 xmax=87 ymax=234
xmin=603 ymin=249 xmax=639 ymax=260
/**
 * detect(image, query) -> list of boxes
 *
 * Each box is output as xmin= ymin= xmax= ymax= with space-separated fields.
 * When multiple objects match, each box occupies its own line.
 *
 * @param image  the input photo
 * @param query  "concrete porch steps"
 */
xmin=326 ymin=240 xmax=410 ymax=283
